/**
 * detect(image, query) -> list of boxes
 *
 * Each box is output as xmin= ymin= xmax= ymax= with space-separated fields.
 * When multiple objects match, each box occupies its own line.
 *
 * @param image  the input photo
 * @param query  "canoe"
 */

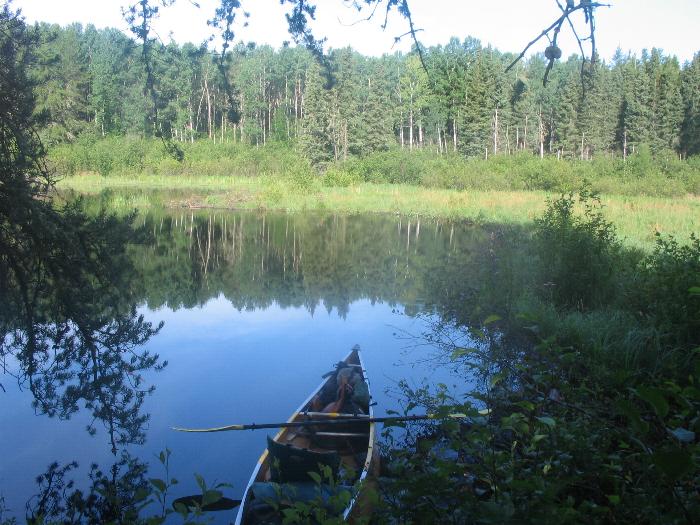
xmin=235 ymin=345 xmax=376 ymax=524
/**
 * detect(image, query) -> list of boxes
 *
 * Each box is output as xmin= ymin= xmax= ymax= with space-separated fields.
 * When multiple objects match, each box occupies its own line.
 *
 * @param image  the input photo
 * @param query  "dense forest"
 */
xmin=30 ymin=22 xmax=700 ymax=163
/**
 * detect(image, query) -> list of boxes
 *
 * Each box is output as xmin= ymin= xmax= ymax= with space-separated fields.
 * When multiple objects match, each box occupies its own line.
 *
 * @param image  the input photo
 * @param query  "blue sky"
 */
xmin=12 ymin=0 xmax=700 ymax=62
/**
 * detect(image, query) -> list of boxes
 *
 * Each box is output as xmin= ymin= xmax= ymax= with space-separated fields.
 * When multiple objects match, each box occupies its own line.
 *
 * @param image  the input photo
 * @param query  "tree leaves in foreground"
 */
xmin=0 ymin=4 xmax=164 ymax=454
xmin=375 ymin=190 xmax=699 ymax=524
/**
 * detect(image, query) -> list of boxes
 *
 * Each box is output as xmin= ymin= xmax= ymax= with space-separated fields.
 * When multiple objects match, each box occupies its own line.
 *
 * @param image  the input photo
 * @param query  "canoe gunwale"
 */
xmin=235 ymin=347 xmax=375 ymax=524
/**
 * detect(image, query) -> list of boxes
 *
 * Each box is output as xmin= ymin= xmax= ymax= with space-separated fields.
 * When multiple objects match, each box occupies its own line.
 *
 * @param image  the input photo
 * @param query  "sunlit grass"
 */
xmin=58 ymin=174 xmax=699 ymax=249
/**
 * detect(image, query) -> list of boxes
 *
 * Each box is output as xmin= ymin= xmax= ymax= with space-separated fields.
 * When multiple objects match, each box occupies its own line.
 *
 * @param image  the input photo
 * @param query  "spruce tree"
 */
xmin=300 ymin=61 xmax=334 ymax=164
xmin=680 ymin=53 xmax=700 ymax=157
xmin=357 ymin=63 xmax=394 ymax=154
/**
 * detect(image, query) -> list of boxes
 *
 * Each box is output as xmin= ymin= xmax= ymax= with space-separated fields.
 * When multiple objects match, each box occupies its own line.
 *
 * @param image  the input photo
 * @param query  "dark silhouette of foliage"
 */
xmin=1 ymin=4 xmax=164 ymax=453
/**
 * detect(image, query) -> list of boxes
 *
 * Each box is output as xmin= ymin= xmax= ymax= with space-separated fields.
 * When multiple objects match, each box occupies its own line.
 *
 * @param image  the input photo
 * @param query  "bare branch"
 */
xmin=336 ymin=0 xmax=382 ymax=27
xmin=507 ymin=1 xmax=610 ymax=85
xmin=505 ymin=13 xmax=567 ymax=73
xmin=556 ymin=0 xmax=587 ymax=62
xmin=396 ymin=1 xmax=428 ymax=73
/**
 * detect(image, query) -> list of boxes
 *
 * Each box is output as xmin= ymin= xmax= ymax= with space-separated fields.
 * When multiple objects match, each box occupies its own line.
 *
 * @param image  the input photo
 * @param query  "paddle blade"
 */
xmin=172 ymin=495 xmax=241 ymax=512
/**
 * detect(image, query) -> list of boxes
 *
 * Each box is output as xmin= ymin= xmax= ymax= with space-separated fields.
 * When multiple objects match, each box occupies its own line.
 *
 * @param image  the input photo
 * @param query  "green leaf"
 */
xmin=134 ymin=487 xmax=150 ymax=502
xmin=472 ymin=329 xmax=486 ymax=340
xmin=173 ymin=502 xmax=189 ymax=516
xmin=149 ymin=478 xmax=167 ymax=493
xmin=195 ymin=473 xmax=206 ymax=492
xmin=635 ymin=387 xmax=669 ymax=418
xmin=483 ymin=314 xmax=502 ymax=325
xmin=607 ymin=494 xmax=620 ymax=505
xmin=515 ymin=401 xmax=535 ymax=412
xmin=478 ymin=499 xmax=515 ymax=521
xmin=615 ymin=399 xmax=649 ymax=434
xmin=688 ymin=286 xmax=700 ymax=296
xmin=536 ymin=416 xmax=556 ymax=429
xmin=308 ymin=471 xmax=321 ymax=484
xmin=201 ymin=489 xmax=222 ymax=507
xmin=652 ymin=448 xmax=694 ymax=480
xmin=489 ymin=372 xmax=505 ymax=388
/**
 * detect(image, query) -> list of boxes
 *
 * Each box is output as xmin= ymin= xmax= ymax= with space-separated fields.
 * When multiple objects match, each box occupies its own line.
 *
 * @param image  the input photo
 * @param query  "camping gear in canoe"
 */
xmin=234 ymin=345 xmax=376 ymax=524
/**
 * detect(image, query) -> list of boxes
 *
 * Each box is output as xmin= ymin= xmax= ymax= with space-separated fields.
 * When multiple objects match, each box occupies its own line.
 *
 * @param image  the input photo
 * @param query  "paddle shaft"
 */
xmin=172 ymin=495 xmax=241 ymax=512
xmin=173 ymin=413 xmax=465 ymax=433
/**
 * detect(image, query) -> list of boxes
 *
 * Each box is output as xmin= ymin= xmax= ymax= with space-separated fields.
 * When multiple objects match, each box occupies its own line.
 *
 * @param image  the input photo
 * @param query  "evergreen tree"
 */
xmin=86 ymin=27 xmax=134 ymax=136
xmin=551 ymin=62 xmax=582 ymax=157
xmin=12 ymin=17 xmax=699 ymax=162
xmin=680 ymin=53 xmax=700 ymax=157
xmin=357 ymin=63 xmax=394 ymax=154
xmin=620 ymin=57 xmax=652 ymax=154
xmin=652 ymin=53 xmax=683 ymax=153
xmin=577 ymin=59 xmax=619 ymax=157
xmin=300 ymin=62 xmax=334 ymax=164
xmin=33 ymin=23 xmax=91 ymax=143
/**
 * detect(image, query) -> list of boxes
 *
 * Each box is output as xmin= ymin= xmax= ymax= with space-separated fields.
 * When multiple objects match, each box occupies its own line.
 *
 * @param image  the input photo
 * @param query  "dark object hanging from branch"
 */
xmin=126 ymin=1 xmax=608 ymax=93
xmin=505 ymin=0 xmax=610 ymax=86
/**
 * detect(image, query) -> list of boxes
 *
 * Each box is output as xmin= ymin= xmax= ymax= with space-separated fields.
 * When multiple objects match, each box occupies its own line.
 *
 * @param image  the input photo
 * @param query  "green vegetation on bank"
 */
xmin=51 ymin=138 xmax=700 ymax=197
xmin=53 ymin=139 xmax=700 ymax=247
xmin=58 ymin=173 xmax=700 ymax=249
xmin=376 ymin=191 xmax=700 ymax=524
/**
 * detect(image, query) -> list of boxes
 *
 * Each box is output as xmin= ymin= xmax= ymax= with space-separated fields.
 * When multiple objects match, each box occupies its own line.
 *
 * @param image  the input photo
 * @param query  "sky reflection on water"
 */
xmin=2 ymin=210 xmax=476 ymax=521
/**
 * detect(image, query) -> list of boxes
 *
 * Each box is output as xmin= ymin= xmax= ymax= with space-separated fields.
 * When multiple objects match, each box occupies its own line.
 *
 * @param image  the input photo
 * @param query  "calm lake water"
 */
xmin=1 ymin=209 xmax=504 ymax=522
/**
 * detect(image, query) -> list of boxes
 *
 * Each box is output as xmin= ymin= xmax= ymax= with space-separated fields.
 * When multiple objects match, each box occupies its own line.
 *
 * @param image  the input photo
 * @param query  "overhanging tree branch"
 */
xmin=506 ymin=1 xmax=610 ymax=85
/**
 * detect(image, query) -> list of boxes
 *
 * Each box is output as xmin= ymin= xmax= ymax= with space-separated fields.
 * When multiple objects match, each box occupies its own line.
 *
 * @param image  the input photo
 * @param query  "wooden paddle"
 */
xmin=173 ymin=413 xmax=469 ymax=433
xmin=172 ymin=494 xmax=241 ymax=512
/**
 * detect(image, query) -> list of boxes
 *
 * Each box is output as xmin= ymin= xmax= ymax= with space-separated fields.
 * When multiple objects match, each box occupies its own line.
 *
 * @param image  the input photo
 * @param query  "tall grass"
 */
xmin=48 ymin=137 xmax=700 ymax=197
xmin=58 ymin=173 xmax=699 ymax=249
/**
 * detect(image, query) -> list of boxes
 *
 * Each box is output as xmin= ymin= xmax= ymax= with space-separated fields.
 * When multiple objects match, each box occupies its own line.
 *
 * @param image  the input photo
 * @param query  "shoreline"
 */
xmin=57 ymin=173 xmax=700 ymax=248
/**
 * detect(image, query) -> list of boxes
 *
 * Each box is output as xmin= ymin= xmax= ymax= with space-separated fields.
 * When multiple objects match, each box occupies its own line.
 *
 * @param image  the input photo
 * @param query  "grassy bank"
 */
xmin=58 ymin=173 xmax=700 ymax=248
xmin=48 ymin=137 xmax=700 ymax=197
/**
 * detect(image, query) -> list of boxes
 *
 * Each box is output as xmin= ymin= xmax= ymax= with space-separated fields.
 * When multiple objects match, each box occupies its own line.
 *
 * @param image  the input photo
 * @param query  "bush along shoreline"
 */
xmin=374 ymin=190 xmax=700 ymax=524
xmin=49 ymin=137 xmax=700 ymax=198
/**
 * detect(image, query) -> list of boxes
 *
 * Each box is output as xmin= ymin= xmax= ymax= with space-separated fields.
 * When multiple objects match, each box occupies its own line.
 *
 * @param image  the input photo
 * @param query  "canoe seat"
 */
xmin=314 ymin=432 xmax=369 ymax=438
xmin=267 ymin=436 xmax=341 ymax=483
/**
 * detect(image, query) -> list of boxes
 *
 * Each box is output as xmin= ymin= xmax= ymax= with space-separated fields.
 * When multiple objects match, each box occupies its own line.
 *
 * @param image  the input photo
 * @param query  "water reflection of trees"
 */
xmin=0 ymin=205 xmax=164 ymax=520
xmin=1 ymin=8 xmax=164 ymax=521
xmin=25 ymin=452 xmax=150 ymax=524
xmin=0 ymin=209 xmax=162 ymax=519
xmin=1 ymin=209 xmax=164 ymax=454
xmin=128 ymin=209 xmax=515 ymax=319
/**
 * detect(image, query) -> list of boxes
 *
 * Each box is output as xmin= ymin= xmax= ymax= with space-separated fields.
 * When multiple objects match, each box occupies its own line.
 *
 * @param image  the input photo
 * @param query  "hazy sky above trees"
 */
xmin=13 ymin=0 xmax=700 ymax=62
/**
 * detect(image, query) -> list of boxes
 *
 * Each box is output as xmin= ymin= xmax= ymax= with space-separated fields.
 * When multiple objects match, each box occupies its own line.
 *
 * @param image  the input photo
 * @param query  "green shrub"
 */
xmin=321 ymin=166 xmax=362 ymax=187
xmin=47 ymin=137 xmax=700 ymax=197
xmin=634 ymin=234 xmax=700 ymax=348
xmin=534 ymin=188 xmax=621 ymax=309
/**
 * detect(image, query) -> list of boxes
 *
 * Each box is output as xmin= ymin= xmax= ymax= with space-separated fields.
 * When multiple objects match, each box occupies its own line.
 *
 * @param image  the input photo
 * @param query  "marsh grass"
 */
xmin=58 ymin=174 xmax=699 ymax=248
